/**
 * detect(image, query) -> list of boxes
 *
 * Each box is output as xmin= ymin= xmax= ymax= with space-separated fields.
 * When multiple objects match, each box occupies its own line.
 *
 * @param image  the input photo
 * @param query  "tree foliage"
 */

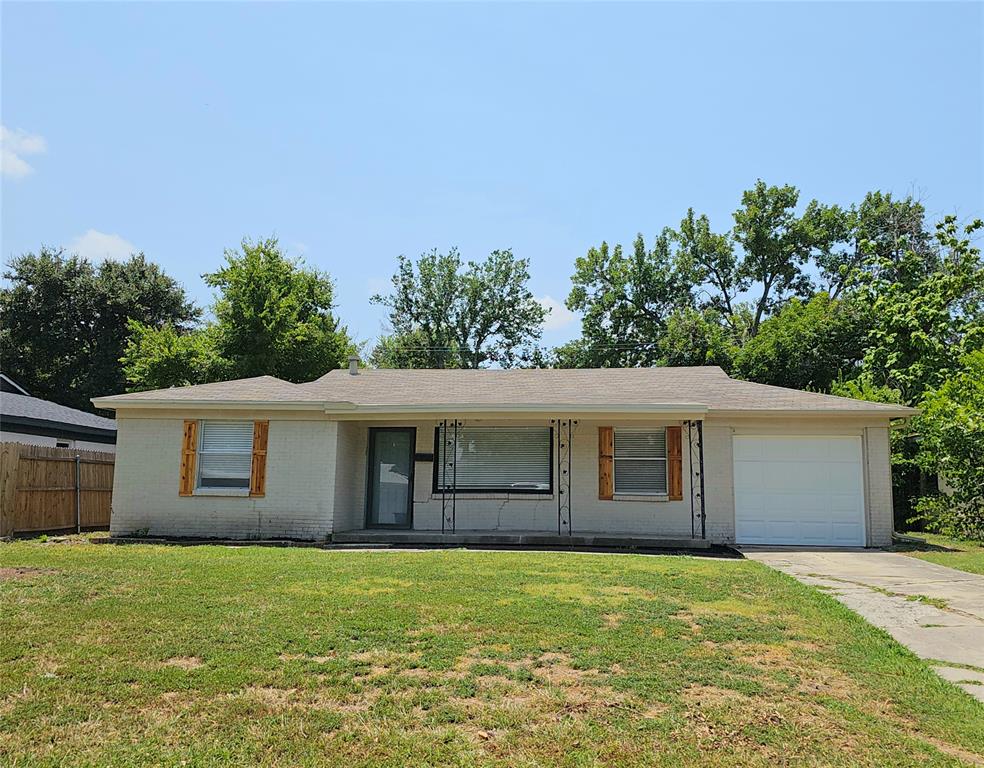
xmin=564 ymin=232 xmax=692 ymax=367
xmin=852 ymin=217 xmax=984 ymax=405
xmin=732 ymin=294 xmax=868 ymax=391
xmin=368 ymin=329 xmax=460 ymax=370
xmin=913 ymin=351 xmax=984 ymax=540
xmin=0 ymin=247 xmax=198 ymax=411
xmin=122 ymin=238 xmax=354 ymax=389
xmin=121 ymin=321 xmax=227 ymax=391
xmin=560 ymin=183 xmax=955 ymax=395
xmin=371 ymin=248 xmax=546 ymax=368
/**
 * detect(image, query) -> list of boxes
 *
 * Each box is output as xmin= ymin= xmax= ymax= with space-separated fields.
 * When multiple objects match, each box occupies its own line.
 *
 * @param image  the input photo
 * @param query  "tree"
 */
xmin=732 ymin=294 xmax=868 ymax=391
xmin=0 ymin=247 xmax=198 ymax=411
xmin=564 ymin=231 xmax=694 ymax=367
xmin=206 ymin=238 xmax=354 ymax=381
xmin=852 ymin=216 xmax=984 ymax=405
xmin=560 ymin=180 xmax=847 ymax=368
xmin=657 ymin=307 xmax=737 ymax=369
xmin=913 ymin=350 xmax=984 ymax=540
xmin=122 ymin=238 xmax=354 ymax=388
xmin=810 ymin=191 xmax=936 ymax=299
xmin=121 ymin=321 xmax=228 ymax=391
xmin=832 ymin=216 xmax=984 ymax=529
xmin=369 ymin=329 xmax=460 ymax=369
xmin=371 ymin=248 xmax=546 ymax=368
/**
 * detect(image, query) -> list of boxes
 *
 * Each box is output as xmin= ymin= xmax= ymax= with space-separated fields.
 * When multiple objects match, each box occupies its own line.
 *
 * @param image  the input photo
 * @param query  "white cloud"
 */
xmin=537 ymin=295 xmax=576 ymax=331
xmin=68 ymin=229 xmax=137 ymax=262
xmin=1 ymin=125 xmax=47 ymax=179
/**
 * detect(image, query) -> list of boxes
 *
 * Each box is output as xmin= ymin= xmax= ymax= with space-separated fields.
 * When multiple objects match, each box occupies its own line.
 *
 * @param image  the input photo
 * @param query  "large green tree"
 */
xmin=563 ymin=181 xmax=845 ymax=370
xmin=0 ymin=247 xmax=198 ymax=411
xmin=123 ymin=238 xmax=354 ymax=389
xmin=732 ymin=294 xmax=868 ymax=391
xmin=371 ymin=248 xmax=546 ymax=368
xmin=810 ymin=191 xmax=936 ymax=299
xmin=851 ymin=216 xmax=984 ymax=405
xmin=913 ymin=350 xmax=984 ymax=540
xmin=563 ymin=231 xmax=693 ymax=367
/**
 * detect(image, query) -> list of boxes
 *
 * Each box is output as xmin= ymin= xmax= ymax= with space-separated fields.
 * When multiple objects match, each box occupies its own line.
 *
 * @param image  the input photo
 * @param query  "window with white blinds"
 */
xmin=614 ymin=428 xmax=667 ymax=495
xmin=435 ymin=426 xmax=552 ymax=493
xmin=198 ymin=420 xmax=254 ymax=489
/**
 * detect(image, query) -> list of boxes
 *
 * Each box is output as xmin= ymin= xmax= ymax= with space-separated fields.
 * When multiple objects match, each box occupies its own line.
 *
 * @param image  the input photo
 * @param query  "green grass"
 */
xmin=2 ymin=539 xmax=983 ymax=767
xmin=896 ymin=533 xmax=984 ymax=576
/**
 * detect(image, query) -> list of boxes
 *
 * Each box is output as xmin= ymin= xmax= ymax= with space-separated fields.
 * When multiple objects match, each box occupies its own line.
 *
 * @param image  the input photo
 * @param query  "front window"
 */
xmin=435 ymin=426 xmax=552 ymax=493
xmin=614 ymin=428 xmax=667 ymax=495
xmin=198 ymin=420 xmax=253 ymax=489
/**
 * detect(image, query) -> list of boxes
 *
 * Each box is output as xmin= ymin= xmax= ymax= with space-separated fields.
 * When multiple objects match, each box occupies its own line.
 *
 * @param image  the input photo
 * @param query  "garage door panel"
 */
xmin=733 ymin=462 xmax=764 ymax=489
xmin=734 ymin=436 xmax=865 ymax=547
xmin=828 ymin=464 xmax=864 ymax=492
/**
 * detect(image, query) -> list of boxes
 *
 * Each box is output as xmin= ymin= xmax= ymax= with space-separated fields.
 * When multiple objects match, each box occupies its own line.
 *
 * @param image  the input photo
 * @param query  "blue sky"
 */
xmin=3 ymin=1 xmax=982 ymax=351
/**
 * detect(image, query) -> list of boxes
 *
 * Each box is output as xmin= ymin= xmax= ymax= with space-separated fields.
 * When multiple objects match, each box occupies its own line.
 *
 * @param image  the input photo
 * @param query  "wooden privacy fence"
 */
xmin=0 ymin=443 xmax=114 ymax=536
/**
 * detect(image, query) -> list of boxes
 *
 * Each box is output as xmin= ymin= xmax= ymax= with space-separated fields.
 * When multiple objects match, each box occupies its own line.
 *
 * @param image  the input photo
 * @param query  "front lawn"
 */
xmin=895 ymin=533 xmax=984 ymax=576
xmin=1 ymin=540 xmax=982 ymax=767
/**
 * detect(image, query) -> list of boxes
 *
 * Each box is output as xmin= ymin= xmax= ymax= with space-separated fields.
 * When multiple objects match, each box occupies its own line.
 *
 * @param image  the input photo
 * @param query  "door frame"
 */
xmin=364 ymin=426 xmax=416 ymax=530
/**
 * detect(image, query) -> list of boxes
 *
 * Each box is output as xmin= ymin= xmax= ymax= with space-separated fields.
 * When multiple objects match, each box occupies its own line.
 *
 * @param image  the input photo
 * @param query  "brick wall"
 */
xmin=110 ymin=417 xmax=335 ymax=540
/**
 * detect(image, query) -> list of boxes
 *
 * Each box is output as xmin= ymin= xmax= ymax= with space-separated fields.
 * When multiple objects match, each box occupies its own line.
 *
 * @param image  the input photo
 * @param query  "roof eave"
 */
xmin=322 ymin=403 xmax=710 ymax=415
xmin=708 ymin=407 xmax=919 ymax=419
xmin=90 ymin=397 xmax=338 ymax=411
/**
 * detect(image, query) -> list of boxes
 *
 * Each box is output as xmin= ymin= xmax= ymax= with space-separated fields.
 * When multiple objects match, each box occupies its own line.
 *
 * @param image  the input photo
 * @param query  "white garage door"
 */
xmin=733 ymin=436 xmax=866 ymax=546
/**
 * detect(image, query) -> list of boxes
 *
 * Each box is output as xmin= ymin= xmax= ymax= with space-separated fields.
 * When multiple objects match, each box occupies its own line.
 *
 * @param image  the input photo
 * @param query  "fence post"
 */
xmin=75 ymin=454 xmax=82 ymax=534
xmin=0 ymin=443 xmax=21 ymax=537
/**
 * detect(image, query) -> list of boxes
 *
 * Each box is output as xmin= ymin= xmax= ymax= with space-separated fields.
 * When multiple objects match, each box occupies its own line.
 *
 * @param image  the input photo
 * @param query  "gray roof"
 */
xmin=91 ymin=375 xmax=317 ymax=404
xmin=2 ymin=392 xmax=117 ymax=431
xmin=91 ymin=367 xmax=915 ymax=416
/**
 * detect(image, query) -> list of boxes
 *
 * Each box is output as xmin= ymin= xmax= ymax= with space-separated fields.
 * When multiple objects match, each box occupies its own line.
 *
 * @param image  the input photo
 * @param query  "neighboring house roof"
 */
xmin=0 ymin=373 xmax=30 ymax=396
xmin=91 ymin=367 xmax=916 ymax=417
xmin=1 ymin=391 xmax=118 ymax=443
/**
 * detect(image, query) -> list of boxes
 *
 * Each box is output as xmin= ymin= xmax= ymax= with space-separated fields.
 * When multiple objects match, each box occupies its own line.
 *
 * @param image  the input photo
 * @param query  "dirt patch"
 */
xmin=279 ymin=652 xmax=336 ymax=664
xmin=533 ymin=652 xmax=601 ymax=686
xmin=602 ymin=612 xmax=623 ymax=629
xmin=917 ymin=735 xmax=984 ymax=766
xmin=682 ymin=683 xmax=749 ymax=707
xmin=242 ymin=686 xmax=296 ymax=709
xmin=455 ymin=647 xmax=528 ymax=674
xmin=163 ymin=656 xmax=203 ymax=670
xmin=0 ymin=567 xmax=56 ymax=581
xmin=398 ymin=667 xmax=433 ymax=679
xmin=672 ymin=610 xmax=703 ymax=634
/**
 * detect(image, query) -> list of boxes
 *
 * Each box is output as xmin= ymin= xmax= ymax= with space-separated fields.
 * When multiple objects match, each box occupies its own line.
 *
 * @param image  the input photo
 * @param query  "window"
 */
xmin=197 ymin=420 xmax=254 ymax=489
xmin=614 ymin=428 xmax=667 ymax=495
xmin=55 ymin=439 xmax=73 ymax=448
xmin=434 ymin=426 xmax=552 ymax=493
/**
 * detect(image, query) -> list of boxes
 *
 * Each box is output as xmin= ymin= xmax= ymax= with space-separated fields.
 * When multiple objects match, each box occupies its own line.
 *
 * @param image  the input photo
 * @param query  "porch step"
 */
xmin=330 ymin=529 xmax=712 ymax=550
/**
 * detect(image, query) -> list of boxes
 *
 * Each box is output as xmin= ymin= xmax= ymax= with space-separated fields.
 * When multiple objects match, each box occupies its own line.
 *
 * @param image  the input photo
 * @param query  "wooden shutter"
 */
xmin=179 ymin=420 xmax=198 ymax=496
xmin=598 ymin=426 xmax=614 ymax=500
xmin=667 ymin=425 xmax=683 ymax=501
xmin=249 ymin=421 xmax=269 ymax=497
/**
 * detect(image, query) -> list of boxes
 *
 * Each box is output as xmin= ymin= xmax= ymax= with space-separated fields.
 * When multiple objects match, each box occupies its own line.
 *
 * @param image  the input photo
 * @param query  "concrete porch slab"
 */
xmin=331 ymin=529 xmax=713 ymax=550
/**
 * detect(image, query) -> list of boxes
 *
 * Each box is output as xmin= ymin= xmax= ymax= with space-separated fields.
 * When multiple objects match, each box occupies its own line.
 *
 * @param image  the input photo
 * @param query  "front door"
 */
xmin=366 ymin=427 xmax=415 ymax=529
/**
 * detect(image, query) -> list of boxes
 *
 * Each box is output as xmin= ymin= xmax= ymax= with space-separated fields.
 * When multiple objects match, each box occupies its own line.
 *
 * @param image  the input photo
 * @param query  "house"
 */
xmin=91 ymin=360 xmax=915 ymax=548
xmin=2 ymin=374 xmax=117 ymax=452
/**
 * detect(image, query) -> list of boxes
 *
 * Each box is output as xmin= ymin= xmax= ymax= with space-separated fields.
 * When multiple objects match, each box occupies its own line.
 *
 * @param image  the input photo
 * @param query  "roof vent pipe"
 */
xmin=348 ymin=355 xmax=360 ymax=375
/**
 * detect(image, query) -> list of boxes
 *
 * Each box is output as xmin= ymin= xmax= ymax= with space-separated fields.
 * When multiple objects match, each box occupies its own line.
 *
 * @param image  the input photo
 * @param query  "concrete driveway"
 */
xmin=741 ymin=548 xmax=984 ymax=702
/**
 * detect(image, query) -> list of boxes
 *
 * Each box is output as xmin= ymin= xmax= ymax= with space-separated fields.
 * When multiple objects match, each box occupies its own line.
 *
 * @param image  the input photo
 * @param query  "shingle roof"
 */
xmin=2 ymin=392 xmax=117 ymax=431
xmin=91 ymin=367 xmax=915 ymax=416
xmin=93 ymin=375 xmax=315 ymax=403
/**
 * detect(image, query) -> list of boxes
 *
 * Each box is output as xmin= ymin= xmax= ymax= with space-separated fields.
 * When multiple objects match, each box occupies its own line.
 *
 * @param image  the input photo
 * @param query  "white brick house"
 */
xmin=93 ymin=363 xmax=914 ymax=548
